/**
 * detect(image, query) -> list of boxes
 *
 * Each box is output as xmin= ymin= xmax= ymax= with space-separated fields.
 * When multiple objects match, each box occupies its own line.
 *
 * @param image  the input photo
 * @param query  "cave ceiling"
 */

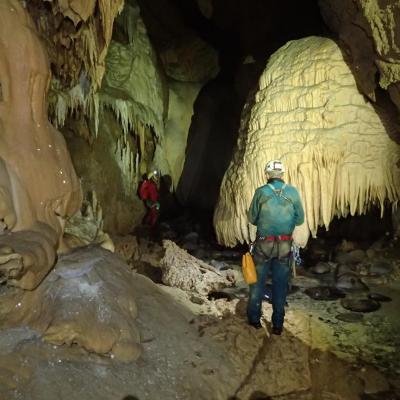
xmin=25 ymin=0 xmax=328 ymax=88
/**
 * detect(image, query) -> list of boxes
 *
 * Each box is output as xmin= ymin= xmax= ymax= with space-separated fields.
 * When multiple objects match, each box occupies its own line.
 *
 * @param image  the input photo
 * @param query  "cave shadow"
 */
xmin=227 ymin=390 xmax=272 ymax=399
xmin=159 ymin=174 xmax=181 ymax=220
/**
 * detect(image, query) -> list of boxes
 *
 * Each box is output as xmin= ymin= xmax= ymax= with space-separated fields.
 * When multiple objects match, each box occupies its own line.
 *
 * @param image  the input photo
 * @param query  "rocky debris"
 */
xmin=335 ymin=249 xmax=366 ymax=264
xmin=310 ymin=261 xmax=333 ymax=275
xmin=335 ymin=313 xmax=364 ymax=323
xmin=64 ymin=191 xmax=114 ymax=252
xmin=160 ymin=240 xmax=235 ymax=295
xmin=341 ymin=298 xmax=381 ymax=313
xmin=113 ymin=235 xmax=141 ymax=264
xmin=368 ymin=293 xmax=392 ymax=302
xmin=304 ymin=286 xmax=345 ymax=301
xmin=180 ymin=231 xmax=200 ymax=251
xmin=335 ymin=273 xmax=369 ymax=292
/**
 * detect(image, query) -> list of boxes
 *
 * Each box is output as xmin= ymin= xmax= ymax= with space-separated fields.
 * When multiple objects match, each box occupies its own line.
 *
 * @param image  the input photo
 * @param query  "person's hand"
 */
xmin=152 ymin=202 xmax=160 ymax=210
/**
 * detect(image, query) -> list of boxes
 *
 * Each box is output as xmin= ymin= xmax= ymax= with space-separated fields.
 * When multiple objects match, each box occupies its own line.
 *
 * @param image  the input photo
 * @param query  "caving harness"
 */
xmin=251 ymin=182 xmax=302 ymax=274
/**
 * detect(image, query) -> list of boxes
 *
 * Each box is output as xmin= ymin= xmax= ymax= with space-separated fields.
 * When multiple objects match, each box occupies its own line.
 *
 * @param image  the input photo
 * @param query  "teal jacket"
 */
xmin=248 ymin=178 xmax=305 ymax=236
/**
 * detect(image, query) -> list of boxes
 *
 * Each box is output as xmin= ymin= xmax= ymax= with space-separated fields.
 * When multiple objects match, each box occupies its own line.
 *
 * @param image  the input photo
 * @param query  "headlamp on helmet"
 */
xmin=265 ymin=160 xmax=285 ymax=174
xmin=147 ymin=169 xmax=159 ymax=180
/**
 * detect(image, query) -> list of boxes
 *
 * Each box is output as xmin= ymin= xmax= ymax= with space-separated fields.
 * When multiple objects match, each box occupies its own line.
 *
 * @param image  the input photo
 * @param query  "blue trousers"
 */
xmin=247 ymin=240 xmax=291 ymax=329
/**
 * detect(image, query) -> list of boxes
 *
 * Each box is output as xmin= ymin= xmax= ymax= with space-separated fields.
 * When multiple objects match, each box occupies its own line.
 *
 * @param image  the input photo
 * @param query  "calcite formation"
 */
xmin=0 ymin=0 xmax=81 ymax=289
xmin=101 ymin=1 xmax=165 ymax=139
xmin=27 ymin=0 xmax=124 ymax=91
xmin=3 ymin=246 xmax=142 ymax=362
xmin=214 ymin=36 xmax=400 ymax=247
xmin=319 ymin=0 xmax=400 ymax=115
xmin=53 ymin=0 xmax=171 ymax=189
xmin=165 ymin=81 xmax=202 ymax=187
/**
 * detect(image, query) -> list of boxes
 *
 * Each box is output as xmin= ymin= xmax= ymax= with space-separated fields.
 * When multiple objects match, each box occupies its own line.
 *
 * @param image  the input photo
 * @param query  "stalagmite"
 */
xmin=0 ymin=0 xmax=82 ymax=289
xmin=214 ymin=36 xmax=400 ymax=248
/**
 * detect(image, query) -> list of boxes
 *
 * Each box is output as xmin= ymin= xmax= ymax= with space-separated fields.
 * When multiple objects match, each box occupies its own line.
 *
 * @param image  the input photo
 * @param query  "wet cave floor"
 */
xmin=0 ymin=228 xmax=399 ymax=400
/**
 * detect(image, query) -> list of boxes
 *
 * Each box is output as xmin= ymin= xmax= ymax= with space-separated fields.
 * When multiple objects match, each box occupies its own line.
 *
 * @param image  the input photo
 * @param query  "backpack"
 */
xmin=260 ymin=183 xmax=295 ymax=226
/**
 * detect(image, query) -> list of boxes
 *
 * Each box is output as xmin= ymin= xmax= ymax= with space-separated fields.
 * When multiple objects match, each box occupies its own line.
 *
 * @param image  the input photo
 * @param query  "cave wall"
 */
xmin=319 ymin=0 xmax=400 ymax=135
xmin=164 ymin=81 xmax=202 ymax=188
xmin=26 ymin=0 xmax=124 ymax=91
xmin=0 ymin=0 xmax=82 ymax=289
xmin=62 ymin=111 xmax=144 ymax=234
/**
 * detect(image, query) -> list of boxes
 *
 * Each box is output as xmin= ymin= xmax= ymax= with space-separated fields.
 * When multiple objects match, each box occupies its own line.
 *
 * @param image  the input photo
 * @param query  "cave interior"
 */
xmin=0 ymin=0 xmax=400 ymax=399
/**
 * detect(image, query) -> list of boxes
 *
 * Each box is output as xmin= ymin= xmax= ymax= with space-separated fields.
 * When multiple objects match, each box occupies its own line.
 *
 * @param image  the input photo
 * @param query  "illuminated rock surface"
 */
xmin=160 ymin=240 xmax=235 ymax=295
xmin=1 ymin=246 xmax=141 ymax=363
xmin=214 ymin=36 xmax=400 ymax=247
xmin=319 ymin=0 xmax=400 ymax=115
xmin=0 ymin=0 xmax=81 ymax=289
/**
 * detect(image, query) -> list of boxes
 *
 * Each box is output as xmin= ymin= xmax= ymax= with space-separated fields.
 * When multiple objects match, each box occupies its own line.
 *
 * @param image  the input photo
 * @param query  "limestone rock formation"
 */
xmin=2 ymin=246 xmax=141 ymax=362
xmin=165 ymin=81 xmax=202 ymax=186
xmin=214 ymin=36 xmax=400 ymax=247
xmin=160 ymin=240 xmax=235 ymax=295
xmin=63 ymin=111 xmax=146 ymax=234
xmin=63 ymin=191 xmax=114 ymax=252
xmin=0 ymin=0 xmax=82 ymax=289
xmin=27 ymin=0 xmax=124 ymax=91
xmin=319 ymin=0 xmax=400 ymax=115
xmin=101 ymin=1 xmax=166 ymax=139
xmin=59 ymin=0 xmax=171 ymax=233
xmin=160 ymin=36 xmax=219 ymax=83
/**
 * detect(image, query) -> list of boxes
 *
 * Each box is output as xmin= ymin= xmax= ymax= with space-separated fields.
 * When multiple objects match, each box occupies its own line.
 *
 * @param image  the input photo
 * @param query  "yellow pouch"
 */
xmin=242 ymin=252 xmax=257 ymax=284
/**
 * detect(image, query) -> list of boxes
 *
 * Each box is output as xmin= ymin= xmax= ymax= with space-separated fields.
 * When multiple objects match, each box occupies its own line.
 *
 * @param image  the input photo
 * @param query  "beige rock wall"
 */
xmin=214 ymin=36 xmax=400 ymax=247
xmin=0 ymin=0 xmax=82 ymax=288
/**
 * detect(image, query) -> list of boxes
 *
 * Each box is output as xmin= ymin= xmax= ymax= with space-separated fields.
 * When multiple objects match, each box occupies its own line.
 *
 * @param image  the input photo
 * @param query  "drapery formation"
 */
xmin=0 ymin=0 xmax=81 ymax=288
xmin=214 ymin=36 xmax=400 ymax=247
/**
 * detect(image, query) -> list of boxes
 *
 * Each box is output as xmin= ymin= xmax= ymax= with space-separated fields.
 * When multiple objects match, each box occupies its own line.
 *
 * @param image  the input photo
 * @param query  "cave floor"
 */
xmin=0 ymin=235 xmax=399 ymax=400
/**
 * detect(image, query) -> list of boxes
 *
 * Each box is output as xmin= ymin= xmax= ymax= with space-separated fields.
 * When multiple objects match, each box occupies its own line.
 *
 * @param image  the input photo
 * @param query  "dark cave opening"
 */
xmin=135 ymin=0 xmax=329 ymax=216
xmin=174 ymin=0 xmax=329 ymax=212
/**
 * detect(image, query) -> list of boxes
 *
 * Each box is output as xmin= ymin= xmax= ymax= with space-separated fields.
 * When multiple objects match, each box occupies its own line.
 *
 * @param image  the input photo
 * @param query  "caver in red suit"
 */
xmin=138 ymin=171 xmax=160 ymax=226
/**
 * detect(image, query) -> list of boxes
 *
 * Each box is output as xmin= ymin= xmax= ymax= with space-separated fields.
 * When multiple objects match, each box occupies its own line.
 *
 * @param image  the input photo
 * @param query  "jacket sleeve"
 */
xmin=247 ymin=190 xmax=260 ymax=225
xmin=138 ymin=181 xmax=148 ymax=200
xmin=292 ymin=188 xmax=305 ymax=226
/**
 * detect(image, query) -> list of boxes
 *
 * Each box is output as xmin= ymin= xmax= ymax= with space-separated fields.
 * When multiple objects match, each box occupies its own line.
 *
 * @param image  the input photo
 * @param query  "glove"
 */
xmin=152 ymin=202 xmax=160 ymax=210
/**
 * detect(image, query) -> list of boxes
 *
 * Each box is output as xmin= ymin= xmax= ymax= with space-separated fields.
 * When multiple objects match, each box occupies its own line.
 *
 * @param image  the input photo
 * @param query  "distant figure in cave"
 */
xmin=247 ymin=160 xmax=304 ymax=335
xmin=138 ymin=170 xmax=160 ymax=226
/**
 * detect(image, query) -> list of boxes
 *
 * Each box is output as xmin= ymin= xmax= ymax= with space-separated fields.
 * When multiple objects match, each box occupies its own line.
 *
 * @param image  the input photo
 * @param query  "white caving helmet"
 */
xmin=147 ymin=169 xmax=159 ymax=180
xmin=265 ymin=160 xmax=285 ymax=174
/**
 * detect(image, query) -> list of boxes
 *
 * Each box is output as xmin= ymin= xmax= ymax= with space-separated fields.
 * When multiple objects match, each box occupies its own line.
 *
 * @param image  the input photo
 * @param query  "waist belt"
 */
xmin=259 ymin=235 xmax=292 ymax=241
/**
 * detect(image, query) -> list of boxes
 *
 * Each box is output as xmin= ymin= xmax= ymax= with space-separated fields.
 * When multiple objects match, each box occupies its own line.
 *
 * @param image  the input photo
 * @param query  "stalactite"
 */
xmin=214 ymin=36 xmax=400 ymax=248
